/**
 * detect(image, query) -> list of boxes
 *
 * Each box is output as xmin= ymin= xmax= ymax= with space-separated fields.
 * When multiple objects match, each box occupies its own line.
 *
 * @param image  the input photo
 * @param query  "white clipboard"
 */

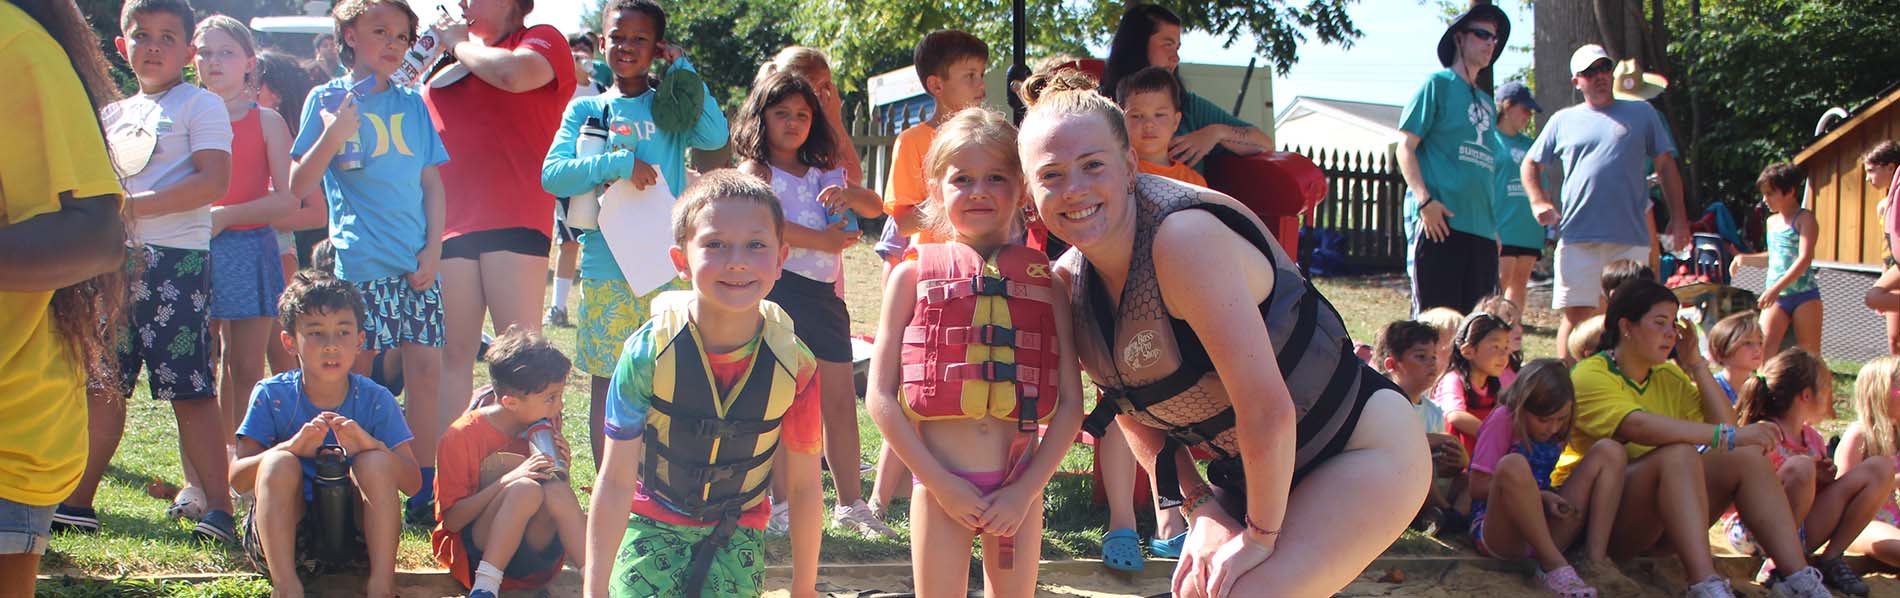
xmin=597 ymin=173 xmax=682 ymax=295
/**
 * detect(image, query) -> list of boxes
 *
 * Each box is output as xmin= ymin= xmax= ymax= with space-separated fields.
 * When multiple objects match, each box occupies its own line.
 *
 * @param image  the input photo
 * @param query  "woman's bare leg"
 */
xmin=1608 ymin=443 xmax=1718 ymax=582
xmin=1225 ymin=390 xmax=1429 ymax=597
xmin=1702 ymin=450 xmax=1811 ymax=574
xmin=1098 ymin=423 xmax=1138 ymax=533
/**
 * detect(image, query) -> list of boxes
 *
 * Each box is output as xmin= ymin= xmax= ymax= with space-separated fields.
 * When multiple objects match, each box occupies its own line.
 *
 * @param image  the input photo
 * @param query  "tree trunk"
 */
xmin=1534 ymin=0 xmax=1600 ymax=115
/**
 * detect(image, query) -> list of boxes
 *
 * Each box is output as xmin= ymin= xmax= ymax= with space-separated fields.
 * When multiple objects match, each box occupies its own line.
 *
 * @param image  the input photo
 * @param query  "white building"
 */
xmin=1273 ymin=96 xmax=1404 ymax=157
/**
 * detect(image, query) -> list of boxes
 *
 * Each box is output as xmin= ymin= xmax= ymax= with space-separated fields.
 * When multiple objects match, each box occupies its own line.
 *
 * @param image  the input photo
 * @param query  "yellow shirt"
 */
xmin=1138 ymin=159 xmax=1209 ymax=188
xmin=1553 ymin=353 xmax=1706 ymax=486
xmin=882 ymin=123 xmax=946 ymax=244
xmin=0 ymin=3 xmax=124 ymax=506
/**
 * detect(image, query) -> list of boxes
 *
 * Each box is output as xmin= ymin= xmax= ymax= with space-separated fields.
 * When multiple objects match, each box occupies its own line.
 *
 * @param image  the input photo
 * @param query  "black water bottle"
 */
xmin=312 ymin=444 xmax=353 ymax=562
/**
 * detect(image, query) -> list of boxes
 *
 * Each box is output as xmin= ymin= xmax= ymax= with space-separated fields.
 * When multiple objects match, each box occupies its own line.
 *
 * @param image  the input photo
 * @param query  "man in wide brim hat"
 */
xmin=1437 ymin=3 xmax=1510 ymax=68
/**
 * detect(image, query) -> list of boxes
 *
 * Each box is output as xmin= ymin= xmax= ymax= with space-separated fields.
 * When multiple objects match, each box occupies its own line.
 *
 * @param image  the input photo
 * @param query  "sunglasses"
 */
xmin=1579 ymin=62 xmax=1613 ymax=78
xmin=1464 ymin=28 xmax=1497 ymax=42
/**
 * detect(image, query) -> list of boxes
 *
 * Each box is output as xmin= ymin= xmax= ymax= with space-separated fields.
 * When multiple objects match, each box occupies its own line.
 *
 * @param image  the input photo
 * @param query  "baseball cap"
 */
xmin=1495 ymin=81 xmax=1541 ymax=112
xmin=1569 ymin=44 xmax=1612 ymax=76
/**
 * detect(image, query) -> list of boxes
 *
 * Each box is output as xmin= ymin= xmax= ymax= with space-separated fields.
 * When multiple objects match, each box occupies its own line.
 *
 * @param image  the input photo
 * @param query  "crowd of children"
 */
xmin=14 ymin=0 xmax=1900 ymax=597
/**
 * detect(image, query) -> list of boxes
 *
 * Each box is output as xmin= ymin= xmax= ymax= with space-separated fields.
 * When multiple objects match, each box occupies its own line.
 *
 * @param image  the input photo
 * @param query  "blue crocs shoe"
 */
xmin=1148 ymin=530 xmax=1188 ymax=559
xmin=1101 ymin=527 xmax=1143 ymax=572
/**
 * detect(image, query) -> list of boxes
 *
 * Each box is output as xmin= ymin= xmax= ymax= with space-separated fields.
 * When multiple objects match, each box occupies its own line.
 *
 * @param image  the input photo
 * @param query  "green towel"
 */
xmin=651 ymin=59 xmax=705 ymax=136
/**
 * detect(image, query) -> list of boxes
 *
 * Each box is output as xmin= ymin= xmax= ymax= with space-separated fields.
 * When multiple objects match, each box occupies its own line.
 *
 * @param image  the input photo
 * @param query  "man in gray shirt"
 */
xmin=1523 ymin=44 xmax=1685 ymax=361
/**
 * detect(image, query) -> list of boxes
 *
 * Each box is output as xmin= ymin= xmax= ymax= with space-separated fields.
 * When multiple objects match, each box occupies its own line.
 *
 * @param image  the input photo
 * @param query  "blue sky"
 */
xmin=423 ymin=0 xmax=1533 ymax=113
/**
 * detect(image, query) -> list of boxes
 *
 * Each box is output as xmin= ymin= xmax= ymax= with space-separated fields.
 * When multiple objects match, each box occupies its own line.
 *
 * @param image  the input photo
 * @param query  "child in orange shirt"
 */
xmin=432 ymin=328 xmax=586 ymax=598
xmin=1113 ymin=66 xmax=1207 ymax=188
xmin=883 ymin=29 xmax=990 ymax=243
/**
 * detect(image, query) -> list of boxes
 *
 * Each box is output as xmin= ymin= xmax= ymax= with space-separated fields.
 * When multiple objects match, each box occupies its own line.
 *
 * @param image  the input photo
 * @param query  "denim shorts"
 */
xmin=0 ymin=497 xmax=55 ymax=556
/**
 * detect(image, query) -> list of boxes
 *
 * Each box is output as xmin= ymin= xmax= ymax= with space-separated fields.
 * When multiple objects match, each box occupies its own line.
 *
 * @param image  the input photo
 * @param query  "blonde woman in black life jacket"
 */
xmin=1015 ymin=72 xmax=1430 ymax=598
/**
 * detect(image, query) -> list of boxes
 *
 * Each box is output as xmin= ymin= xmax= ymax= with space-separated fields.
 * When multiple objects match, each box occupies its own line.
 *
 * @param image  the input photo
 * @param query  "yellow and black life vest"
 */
xmin=638 ymin=292 xmax=801 ymax=522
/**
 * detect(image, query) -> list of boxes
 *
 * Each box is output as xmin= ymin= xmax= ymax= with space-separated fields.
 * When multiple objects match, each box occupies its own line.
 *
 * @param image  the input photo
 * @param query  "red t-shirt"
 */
xmin=423 ymin=25 xmax=575 ymax=240
xmin=630 ymin=343 xmax=824 ymax=530
xmin=431 ymin=401 xmax=567 ymax=590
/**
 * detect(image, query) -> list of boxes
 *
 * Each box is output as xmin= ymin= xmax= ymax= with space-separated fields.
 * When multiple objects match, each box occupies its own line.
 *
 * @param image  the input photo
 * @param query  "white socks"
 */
xmin=472 ymin=561 xmax=504 ymax=595
xmin=552 ymin=277 xmax=573 ymax=308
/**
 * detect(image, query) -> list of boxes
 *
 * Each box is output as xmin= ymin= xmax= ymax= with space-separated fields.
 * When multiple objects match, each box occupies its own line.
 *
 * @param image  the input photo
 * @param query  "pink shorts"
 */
xmin=915 ymin=469 xmax=1008 ymax=495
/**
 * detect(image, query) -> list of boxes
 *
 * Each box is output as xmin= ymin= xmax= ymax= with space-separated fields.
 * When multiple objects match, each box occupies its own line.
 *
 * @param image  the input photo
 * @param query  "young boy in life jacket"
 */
xmin=865 ymin=108 xmax=1087 ymax=595
xmin=582 ymin=171 xmax=824 ymax=598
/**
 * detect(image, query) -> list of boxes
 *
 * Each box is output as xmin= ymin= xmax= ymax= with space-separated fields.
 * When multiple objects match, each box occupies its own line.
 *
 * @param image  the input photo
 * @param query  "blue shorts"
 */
xmin=0 ymin=497 xmax=54 ymax=556
xmin=111 ymin=245 xmax=215 ymax=401
xmin=353 ymin=276 xmax=445 ymax=352
xmin=1774 ymin=288 xmax=1822 ymax=313
xmin=211 ymin=228 xmax=286 ymax=320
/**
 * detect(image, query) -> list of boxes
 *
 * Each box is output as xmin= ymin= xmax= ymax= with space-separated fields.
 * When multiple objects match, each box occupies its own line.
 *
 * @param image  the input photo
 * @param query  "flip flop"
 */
xmin=1101 ymin=527 xmax=1144 ymax=572
xmin=1148 ymin=530 xmax=1188 ymax=559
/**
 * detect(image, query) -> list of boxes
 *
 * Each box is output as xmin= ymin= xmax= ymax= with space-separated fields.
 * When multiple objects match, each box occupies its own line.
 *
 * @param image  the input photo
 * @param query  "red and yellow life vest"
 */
xmin=899 ymin=243 xmax=1060 ymax=424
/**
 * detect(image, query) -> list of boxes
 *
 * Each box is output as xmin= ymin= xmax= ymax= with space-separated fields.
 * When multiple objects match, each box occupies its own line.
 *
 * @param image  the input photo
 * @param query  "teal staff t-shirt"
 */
xmin=1491 ymin=129 xmax=1542 ymax=250
xmin=1399 ymin=69 xmax=1499 ymax=240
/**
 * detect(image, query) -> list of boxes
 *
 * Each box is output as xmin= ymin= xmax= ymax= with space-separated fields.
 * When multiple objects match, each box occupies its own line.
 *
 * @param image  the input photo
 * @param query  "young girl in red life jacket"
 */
xmin=865 ymin=107 xmax=1087 ymax=597
xmin=1433 ymin=312 xmax=1515 ymax=456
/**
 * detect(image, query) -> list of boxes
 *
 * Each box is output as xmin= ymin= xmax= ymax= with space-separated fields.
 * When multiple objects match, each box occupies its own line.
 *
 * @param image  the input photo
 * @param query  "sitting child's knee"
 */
xmin=1494 ymin=453 xmax=1531 ymax=481
xmin=1782 ymin=456 xmax=1817 ymax=483
xmin=1589 ymin=438 xmax=1627 ymax=464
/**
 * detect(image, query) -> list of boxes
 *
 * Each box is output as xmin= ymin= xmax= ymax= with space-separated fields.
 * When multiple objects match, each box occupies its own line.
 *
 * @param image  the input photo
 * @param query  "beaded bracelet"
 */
xmin=1242 ymin=515 xmax=1279 ymax=539
xmin=1181 ymin=492 xmax=1216 ymax=518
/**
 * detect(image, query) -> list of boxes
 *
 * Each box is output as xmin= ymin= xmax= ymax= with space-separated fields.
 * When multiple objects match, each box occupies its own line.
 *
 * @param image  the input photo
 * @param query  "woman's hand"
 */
xmin=1168 ymin=126 xmax=1226 ymax=168
xmin=1172 ymin=502 xmax=1242 ymax=598
xmin=1204 ymin=533 xmax=1274 ymax=598
xmin=1671 ymin=319 xmax=1705 ymax=370
xmin=1417 ymin=199 xmax=1455 ymax=242
xmin=1734 ymin=421 xmax=1784 ymax=453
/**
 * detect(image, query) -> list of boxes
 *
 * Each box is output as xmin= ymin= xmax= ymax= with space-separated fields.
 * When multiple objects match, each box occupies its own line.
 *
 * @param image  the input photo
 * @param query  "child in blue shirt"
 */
xmin=541 ymin=0 xmax=728 ymax=464
xmin=230 ymin=272 xmax=420 ymax=598
xmin=288 ymin=0 xmax=449 ymax=524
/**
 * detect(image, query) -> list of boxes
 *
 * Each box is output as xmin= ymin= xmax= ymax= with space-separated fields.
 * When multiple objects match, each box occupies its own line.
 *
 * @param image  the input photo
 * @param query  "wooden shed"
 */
xmin=1795 ymin=88 xmax=1900 ymax=266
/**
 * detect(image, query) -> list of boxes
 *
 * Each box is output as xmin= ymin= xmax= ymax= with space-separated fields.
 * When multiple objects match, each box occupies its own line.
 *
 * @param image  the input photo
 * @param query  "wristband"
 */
xmin=1419 ymin=197 xmax=1439 ymax=209
xmin=1711 ymin=425 xmax=1721 ymax=451
xmin=1181 ymin=492 xmax=1216 ymax=518
xmin=1727 ymin=425 xmax=1736 ymax=452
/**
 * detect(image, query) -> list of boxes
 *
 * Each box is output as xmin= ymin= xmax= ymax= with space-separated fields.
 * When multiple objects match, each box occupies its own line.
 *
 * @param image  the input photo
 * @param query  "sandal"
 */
xmin=1537 ymin=565 xmax=1598 ymax=598
xmin=1101 ymin=527 xmax=1143 ymax=572
xmin=1148 ymin=530 xmax=1188 ymax=559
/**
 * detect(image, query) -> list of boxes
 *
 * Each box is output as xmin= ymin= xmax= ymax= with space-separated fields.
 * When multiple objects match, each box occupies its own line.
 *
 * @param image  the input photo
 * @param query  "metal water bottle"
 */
xmin=523 ymin=418 xmax=567 ymax=481
xmin=312 ymin=444 xmax=354 ymax=561
xmin=563 ymin=117 xmax=609 ymax=229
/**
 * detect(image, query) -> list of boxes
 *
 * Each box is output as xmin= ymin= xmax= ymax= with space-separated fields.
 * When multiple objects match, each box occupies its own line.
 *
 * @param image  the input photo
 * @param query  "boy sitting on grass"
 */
xmin=231 ymin=272 xmax=421 ymax=598
xmin=1375 ymin=319 xmax=1468 ymax=534
xmin=433 ymin=328 xmax=587 ymax=598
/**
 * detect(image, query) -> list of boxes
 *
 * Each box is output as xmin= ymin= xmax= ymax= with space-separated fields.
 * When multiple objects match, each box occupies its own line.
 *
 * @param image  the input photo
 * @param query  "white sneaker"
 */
xmin=1684 ymin=576 xmax=1735 ymax=598
xmin=766 ymin=500 xmax=791 ymax=536
xmin=1769 ymin=567 xmax=1832 ymax=598
xmin=165 ymin=486 xmax=207 ymax=522
xmin=832 ymin=500 xmax=899 ymax=539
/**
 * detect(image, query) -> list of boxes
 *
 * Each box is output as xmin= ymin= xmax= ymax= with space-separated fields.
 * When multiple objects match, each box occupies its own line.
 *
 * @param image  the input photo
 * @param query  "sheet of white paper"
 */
xmin=597 ymin=173 xmax=680 ymax=295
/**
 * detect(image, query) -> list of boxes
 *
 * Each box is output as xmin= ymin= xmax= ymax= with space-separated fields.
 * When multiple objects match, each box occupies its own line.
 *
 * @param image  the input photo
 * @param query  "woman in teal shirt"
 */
xmin=1493 ymin=81 xmax=1544 ymax=317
